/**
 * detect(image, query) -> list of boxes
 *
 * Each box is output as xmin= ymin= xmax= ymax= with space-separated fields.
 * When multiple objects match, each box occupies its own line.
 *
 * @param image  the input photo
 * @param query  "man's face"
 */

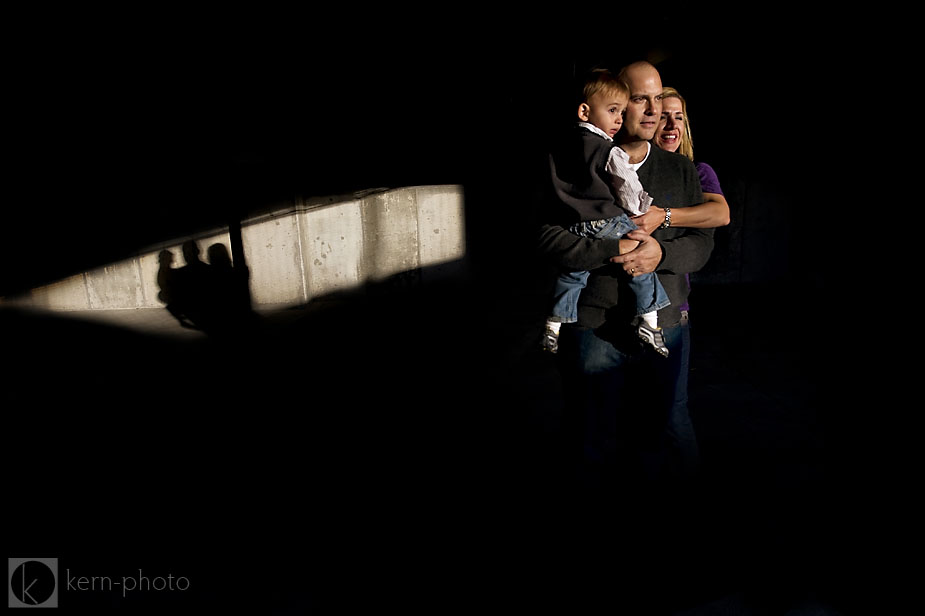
xmin=621 ymin=66 xmax=663 ymax=142
xmin=579 ymin=90 xmax=627 ymax=138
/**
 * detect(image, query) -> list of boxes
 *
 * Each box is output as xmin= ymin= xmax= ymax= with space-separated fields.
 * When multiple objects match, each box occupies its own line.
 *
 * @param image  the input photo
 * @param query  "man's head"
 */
xmin=182 ymin=239 xmax=202 ymax=265
xmin=616 ymin=61 xmax=663 ymax=144
xmin=576 ymin=69 xmax=629 ymax=138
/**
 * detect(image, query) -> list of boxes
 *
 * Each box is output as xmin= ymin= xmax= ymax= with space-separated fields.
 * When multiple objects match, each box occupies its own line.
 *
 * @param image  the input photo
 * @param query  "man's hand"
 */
xmin=610 ymin=230 xmax=662 ymax=277
xmin=631 ymin=206 xmax=666 ymax=235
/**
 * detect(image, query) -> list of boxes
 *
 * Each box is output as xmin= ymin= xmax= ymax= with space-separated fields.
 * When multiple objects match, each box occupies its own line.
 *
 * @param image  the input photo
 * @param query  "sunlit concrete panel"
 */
xmin=414 ymin=185 xmax=466 ymax=281
xmin=360 ymin=190 xmax=420 ymax=282
xmin=4 ymin=185 xmax=468 ymax=316
xmin=301 ymin=200 xmax=365 ymax=298
xmin=86 ymin=260 xmax=144 ymax=309
xmin=29 ymin=274 xmax=89 ymax=310
xmin=242 ymin=213 xmax=306 ymax=305
xmin=137 ymin=249 xmax=167 ymax=308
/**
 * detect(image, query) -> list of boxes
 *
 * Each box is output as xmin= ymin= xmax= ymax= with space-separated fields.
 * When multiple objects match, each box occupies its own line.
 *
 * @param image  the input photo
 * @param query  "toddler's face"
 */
xmin=579 ymin=91 xmax=627 ymax=138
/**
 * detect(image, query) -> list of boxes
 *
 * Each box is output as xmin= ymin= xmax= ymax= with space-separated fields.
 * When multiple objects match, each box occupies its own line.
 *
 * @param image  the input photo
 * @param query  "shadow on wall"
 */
xmin=157 ymin=239 xmax=257 ymax=337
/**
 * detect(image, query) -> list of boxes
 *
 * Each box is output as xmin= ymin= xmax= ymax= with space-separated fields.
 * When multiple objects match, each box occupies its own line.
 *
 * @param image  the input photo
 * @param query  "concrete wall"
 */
xmin=8 ymin=185 xmax=466 ymax=312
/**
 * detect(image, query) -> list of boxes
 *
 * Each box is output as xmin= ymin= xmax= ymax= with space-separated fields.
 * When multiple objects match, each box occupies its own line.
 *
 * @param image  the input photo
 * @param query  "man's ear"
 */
xmin=577 ymin=103 xmax=590 ymax=122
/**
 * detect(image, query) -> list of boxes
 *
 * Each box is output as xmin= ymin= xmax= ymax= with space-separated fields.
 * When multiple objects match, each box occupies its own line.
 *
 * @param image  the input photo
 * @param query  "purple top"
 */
xmin=679 ymin=162 xmax=723 ymax=313
xmin=696 ymin=161 xmax=723 ymax=195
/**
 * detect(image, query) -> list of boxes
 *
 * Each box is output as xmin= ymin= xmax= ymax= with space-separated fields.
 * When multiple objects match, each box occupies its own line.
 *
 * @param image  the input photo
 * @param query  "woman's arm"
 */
xmin=631 ymin=193 xmax=730 ymax=234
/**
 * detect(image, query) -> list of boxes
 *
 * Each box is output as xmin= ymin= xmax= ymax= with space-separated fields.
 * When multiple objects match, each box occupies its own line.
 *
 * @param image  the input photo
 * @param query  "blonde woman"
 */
xmin=634 ymin=86 xmax=730 ymax=232
xmin=639 ymin=86 xmax=730 ymax=480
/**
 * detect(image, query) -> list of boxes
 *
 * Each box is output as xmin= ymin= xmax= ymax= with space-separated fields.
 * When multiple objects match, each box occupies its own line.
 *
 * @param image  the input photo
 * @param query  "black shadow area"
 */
xmin=3 ymin=269 xmax=869 ymax=614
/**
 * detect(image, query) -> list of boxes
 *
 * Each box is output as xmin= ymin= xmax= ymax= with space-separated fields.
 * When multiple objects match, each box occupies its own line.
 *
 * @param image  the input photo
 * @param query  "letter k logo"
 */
xmin=8 ymin=558 xmax=58 ymax=608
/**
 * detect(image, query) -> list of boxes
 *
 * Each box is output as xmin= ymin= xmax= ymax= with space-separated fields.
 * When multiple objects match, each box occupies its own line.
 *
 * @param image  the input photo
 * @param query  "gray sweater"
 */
xmin=538 ymin=144 xmax=713 ymax=328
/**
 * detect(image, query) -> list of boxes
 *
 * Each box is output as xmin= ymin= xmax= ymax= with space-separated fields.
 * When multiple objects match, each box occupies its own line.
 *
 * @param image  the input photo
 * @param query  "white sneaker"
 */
xmin=637 ymin=322 xmax=669 ymax=357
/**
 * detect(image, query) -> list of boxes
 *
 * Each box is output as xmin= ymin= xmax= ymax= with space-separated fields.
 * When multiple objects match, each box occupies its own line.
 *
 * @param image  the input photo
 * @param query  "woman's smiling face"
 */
xmin=655 ymin=96 xmax=684 ymax=153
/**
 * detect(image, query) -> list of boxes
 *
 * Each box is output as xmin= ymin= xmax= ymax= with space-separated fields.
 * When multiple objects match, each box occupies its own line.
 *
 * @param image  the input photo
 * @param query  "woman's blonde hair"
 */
xmin=660 ymin=87 xmax=695 ymax=161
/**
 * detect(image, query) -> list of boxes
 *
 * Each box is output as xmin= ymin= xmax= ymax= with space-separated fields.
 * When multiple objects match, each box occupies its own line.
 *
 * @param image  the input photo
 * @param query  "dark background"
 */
xmin=2 ymin=11 xmax=842 ymax=295
xmin=4 ymin=9 xmax=891 ymax=614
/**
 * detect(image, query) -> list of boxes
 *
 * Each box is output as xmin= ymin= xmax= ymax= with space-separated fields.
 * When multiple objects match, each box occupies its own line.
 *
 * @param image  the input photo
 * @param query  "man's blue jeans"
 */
xmin=557 ymin=321 xmax=684 ymax=486
xmin=667 ymin=313 xmax=699 ymax=480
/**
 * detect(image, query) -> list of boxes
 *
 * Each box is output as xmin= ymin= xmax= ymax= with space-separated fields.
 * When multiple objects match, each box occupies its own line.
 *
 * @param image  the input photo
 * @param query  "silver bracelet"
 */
xmin=661 ymin=207 xmax=671 ymax=229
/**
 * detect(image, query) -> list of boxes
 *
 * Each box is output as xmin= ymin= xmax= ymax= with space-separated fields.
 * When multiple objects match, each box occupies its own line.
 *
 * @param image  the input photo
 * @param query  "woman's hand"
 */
xmin=631 ymin=206 xmax=666 ymax=234
xmin=610 ymin=230 xmax=662 ymax=277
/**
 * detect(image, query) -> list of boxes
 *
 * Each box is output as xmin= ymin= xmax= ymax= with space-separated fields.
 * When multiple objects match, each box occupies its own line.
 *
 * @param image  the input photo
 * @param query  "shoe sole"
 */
xmin=637 ymin=330 xmax=669 ymax=357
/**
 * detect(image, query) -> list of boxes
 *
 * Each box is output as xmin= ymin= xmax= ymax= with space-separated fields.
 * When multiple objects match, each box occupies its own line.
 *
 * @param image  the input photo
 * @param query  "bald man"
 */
xmin=537 ymin=61 xmax=714 ymax=486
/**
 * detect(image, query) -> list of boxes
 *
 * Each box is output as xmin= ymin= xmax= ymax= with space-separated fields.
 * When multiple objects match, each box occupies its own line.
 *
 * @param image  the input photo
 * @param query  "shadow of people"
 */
xmin=157 ymin=244 xmax=201 ymax=330
xmin=157 ymin=239 xmax=256 ymax=337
